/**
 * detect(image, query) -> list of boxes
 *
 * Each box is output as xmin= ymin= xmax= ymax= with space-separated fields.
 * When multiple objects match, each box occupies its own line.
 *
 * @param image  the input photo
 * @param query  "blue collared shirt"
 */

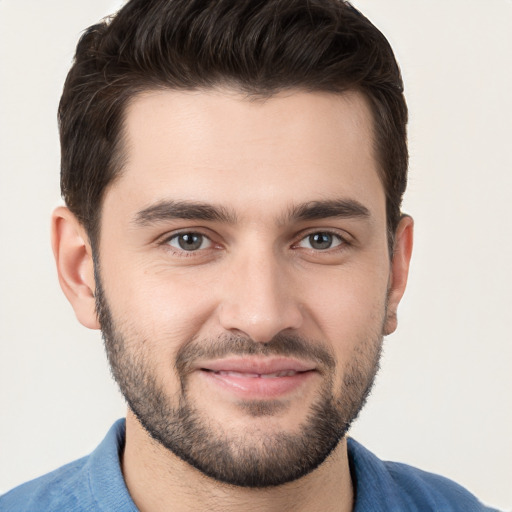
xmin=0 ymin=419 xmax=501 ymax=511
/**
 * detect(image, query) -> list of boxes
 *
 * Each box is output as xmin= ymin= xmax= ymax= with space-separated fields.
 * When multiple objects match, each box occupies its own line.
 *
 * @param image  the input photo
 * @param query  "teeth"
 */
xmin=214 ymin=370 xmax=298 ymax=378
xmin=216 ymin=371 xmax=260 ymax=378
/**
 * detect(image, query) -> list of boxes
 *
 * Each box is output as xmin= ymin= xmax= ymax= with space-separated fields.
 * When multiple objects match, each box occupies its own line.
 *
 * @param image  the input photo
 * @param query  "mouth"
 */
xmin=196 ymin=357 xmax=317 ymax=399
xmin=205 ymin=369 xmax=304 ymax=378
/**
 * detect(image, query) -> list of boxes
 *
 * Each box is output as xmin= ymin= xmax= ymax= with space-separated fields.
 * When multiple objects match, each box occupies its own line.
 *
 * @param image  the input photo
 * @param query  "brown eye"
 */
xmin=168 ymin=233 xmax=211 ymax=251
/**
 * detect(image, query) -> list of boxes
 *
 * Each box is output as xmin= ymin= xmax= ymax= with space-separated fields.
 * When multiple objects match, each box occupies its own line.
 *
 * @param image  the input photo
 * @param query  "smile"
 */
xmin=207 ymin=369 xmax=303 ymax=378
xmin=197 ymin=357 xmax=317 ymax=399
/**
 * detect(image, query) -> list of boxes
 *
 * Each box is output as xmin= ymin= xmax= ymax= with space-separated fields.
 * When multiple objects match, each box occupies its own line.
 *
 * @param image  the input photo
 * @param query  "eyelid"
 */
xmin=168 ymin=232 xmax=212 ymax=250
xmin=158 ymin=227 xmax=213 ymax=243
xmin=293 ymin=228 xmax=351 ymax=247
xmin=155 ymin=227 xmax=352 ymax=257
xmin=296 ymin=232 xmax=344 ymax=250
xmin=158 ymin=228 xmax=220 ymax=256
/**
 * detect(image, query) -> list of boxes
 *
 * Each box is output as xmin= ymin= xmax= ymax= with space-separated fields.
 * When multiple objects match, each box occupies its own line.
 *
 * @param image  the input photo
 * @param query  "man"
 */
xmin=0 ymin=0 xmax=501 ymax=511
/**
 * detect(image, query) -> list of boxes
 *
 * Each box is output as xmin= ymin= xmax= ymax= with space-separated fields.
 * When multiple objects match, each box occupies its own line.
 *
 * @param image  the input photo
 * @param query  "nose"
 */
xmin=217 ymin=249 xmax=304 ymax=343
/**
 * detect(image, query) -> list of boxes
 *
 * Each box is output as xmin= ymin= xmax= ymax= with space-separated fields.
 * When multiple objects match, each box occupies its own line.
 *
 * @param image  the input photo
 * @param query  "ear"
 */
xmin=383 ymin=215 xmax=414 ymax=335
xmin=51 ymin=206 xmax=100 ymax=329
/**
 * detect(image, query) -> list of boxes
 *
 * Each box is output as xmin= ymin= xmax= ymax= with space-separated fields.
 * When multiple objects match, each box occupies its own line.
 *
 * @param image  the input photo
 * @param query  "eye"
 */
xmin=167 ymin=232 xmax=212 ymax=251
xmin=297 ymin=232 xmax=344 ymax=251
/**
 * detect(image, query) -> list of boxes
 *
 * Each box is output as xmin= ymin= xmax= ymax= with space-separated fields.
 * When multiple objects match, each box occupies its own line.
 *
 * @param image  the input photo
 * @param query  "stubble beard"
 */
xmin=95 ymin=270 xmax=384 ymax=488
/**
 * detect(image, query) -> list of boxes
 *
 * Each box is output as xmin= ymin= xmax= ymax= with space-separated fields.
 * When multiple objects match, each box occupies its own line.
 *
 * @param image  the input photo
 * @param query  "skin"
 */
xmin=52 ymin=89 xmax=413 ymax=512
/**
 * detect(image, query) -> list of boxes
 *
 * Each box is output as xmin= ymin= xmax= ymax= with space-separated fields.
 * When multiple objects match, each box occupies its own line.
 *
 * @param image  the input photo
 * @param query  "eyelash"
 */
xmin=160 ymin=230 xmax=216 ymax=257
xmin=160 ymin=229 xmax=350 ymax=258
xmin=294 ymin=231 xmax=347 ymax=251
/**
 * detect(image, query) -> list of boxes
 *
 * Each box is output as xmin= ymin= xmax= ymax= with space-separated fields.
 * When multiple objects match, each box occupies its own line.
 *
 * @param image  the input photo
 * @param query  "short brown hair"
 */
xmin=59 ymin=0 xmax=408 ymax=251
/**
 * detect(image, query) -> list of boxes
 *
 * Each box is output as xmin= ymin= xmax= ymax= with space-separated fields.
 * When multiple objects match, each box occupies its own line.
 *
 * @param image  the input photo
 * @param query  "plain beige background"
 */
xmin=0 ymin=1 xmax=511 ymax=509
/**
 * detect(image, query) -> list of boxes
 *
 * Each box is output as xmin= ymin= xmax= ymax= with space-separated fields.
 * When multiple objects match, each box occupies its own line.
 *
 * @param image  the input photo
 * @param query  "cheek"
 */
xmin=304 ymin=277 xmax=386 ymax=394
xmin=101 ymin=258 xmax=221 ymax=349
xmin=302 ymin=263 xmax=389 ymax=340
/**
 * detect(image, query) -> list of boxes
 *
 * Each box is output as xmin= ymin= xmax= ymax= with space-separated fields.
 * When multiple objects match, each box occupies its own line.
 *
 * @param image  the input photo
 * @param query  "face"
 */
xmin=91 ymin=89 xmax=408 ymax=487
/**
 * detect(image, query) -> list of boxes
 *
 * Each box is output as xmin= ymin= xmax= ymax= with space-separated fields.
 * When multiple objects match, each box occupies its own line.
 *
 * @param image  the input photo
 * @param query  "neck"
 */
xmin=122 ymin=411 xmax=354 ymax=512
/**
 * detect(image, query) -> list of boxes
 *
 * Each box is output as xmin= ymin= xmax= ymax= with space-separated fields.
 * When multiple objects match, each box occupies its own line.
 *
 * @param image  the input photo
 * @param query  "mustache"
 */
xmin=175 ymin=333 xmax=336 ymax=375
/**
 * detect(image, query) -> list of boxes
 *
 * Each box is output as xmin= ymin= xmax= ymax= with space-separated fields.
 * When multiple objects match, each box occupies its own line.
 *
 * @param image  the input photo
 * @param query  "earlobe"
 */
xmin=383 ymin=215 xmax=414 ymax=335
xmin=51 ymin=206 xmax=100 ymax=330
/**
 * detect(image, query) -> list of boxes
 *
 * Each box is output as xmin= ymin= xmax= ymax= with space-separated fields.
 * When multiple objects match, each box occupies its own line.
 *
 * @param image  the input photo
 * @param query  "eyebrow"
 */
xmin=286 ymin=199 xmax=371 ymax=223
xmin=133 ymin=200 xmax=238 ymax=226
xmin=132 ymin=198 xmax=370 ymax=227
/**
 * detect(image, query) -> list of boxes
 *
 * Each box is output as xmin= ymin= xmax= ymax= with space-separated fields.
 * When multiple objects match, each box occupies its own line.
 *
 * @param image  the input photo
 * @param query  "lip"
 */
xmin=198 ymin=356 xmax=316 ymax=374
xmin=196 ymin=357 xmax=317 ymax=399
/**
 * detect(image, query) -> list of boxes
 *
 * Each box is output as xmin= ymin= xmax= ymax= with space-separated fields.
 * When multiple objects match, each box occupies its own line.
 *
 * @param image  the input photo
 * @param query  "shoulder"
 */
xmin=382 ymin=460 xmax=499 ymax=511
xmin=0 ymin=419 xmax=136 ymax=512
xmin=0 ymin=456 xmax=93 ymax=512
xmin=347 ymin=438 xmax=501 ymax=512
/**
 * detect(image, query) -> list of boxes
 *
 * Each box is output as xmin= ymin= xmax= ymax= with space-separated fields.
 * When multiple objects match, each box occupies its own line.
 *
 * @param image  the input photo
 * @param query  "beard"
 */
xmin=95 ymin=270 xmax=384 ymax=488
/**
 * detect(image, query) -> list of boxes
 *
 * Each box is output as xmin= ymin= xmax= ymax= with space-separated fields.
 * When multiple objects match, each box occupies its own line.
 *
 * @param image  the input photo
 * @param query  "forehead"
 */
xmin=106 ymin=88 xmax=385 ymax=224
